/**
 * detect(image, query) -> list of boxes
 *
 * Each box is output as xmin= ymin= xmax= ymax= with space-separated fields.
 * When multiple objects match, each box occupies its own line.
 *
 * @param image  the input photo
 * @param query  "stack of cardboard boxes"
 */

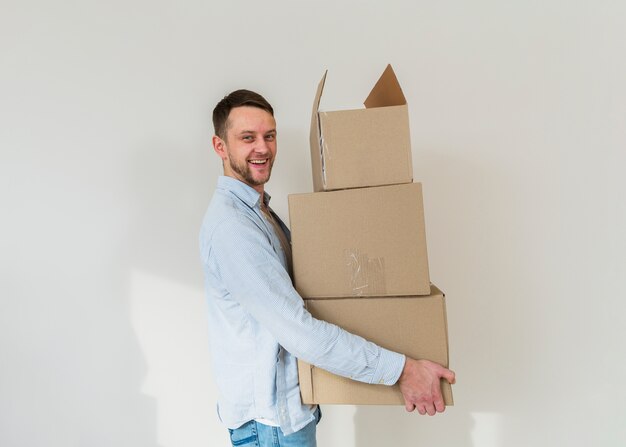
xmin=288 ymin=65 xmax=453 ymax=405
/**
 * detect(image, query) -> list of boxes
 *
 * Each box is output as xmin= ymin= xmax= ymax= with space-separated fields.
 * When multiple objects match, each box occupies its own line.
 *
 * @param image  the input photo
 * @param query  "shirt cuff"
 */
xmin=370 ymin=348 xmax=406 ymax=386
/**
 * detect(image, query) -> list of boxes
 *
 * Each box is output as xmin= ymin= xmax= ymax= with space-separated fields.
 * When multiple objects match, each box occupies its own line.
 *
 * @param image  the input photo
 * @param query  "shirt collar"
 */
xmin=217 ymin=175 xmax=271 ymax=209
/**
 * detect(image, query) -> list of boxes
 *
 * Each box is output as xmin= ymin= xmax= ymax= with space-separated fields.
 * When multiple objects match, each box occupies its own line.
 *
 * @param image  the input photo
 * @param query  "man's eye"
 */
xmin=265 ymin=135 xmax=275 ymax=141
xmin=242 ymin=136 xmax=253 ymax=141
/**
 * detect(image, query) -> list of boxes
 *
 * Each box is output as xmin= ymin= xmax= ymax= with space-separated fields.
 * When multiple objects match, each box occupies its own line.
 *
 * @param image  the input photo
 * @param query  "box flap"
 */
xmin=363 ymin=64 xmax=407 ymax=108
xmin=309 ymin=71 xmax=327 ymax=139
xmin=309 ymin=71 xmax=328 ymax=192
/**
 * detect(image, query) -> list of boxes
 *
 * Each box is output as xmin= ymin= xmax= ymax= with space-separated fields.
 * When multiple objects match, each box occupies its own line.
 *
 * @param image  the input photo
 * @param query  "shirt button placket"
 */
xmin=276 ymin=347 xmax=290 ymax=430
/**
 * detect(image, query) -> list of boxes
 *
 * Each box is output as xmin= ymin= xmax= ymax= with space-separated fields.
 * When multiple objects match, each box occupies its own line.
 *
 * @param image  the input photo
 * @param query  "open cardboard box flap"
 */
xmin=308 ymin=64 xmax=413 ymax=191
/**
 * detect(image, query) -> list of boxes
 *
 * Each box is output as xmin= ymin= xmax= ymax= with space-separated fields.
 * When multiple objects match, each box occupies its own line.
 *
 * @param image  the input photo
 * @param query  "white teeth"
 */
xmin=249 ymin=159 xmax=267 ymax=164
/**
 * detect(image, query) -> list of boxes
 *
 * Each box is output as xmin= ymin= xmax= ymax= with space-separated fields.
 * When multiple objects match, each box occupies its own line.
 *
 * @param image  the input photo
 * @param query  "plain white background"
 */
xmin=2 ymin=1 xmax=625 ymax=446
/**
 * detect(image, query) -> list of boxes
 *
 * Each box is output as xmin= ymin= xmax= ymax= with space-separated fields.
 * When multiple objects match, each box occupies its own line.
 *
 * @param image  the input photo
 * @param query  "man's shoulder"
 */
xmin=200 ymin=189 xmax=265 ymax=248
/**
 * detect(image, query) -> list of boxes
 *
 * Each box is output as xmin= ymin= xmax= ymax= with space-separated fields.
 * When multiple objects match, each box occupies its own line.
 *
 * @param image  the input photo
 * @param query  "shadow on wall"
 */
xmin=121 ymin=117 xmax=309 ymax=446
xmin=347 ymin=148 xmax=530 ymax=447
xmin=127 ymin=138 xmax=218 ymax=288
xmin=354 ymin=406 xmax=473 ymax=447
xmin=122 ymin=133 xmax=222 ymax=446
xmin=125 ymin=128 xmax=308 ymax=285
xmin=2 ymin=138 xmax=164 ymax=446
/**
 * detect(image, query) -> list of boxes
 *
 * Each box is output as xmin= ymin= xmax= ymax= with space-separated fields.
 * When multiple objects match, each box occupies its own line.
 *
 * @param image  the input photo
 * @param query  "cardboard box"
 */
xmin=309 ymin=64 xmax=413 ymax=191
xmin=298 ymin=285 xmax=453 ymax=405
xmin=288 ymin=183 xmax=430 ymax=298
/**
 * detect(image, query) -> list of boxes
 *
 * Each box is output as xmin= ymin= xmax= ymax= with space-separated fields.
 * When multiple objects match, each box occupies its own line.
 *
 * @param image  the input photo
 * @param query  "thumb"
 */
xmin=441 ymin=368 xmax=456 ymax=385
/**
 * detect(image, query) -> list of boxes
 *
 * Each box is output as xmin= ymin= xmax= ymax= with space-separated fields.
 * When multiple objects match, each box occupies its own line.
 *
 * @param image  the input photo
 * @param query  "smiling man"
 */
xmin=212 ymin=103 xmax=277 ymax=192
xmin=199 ymin=89 xmax=455 ymax=446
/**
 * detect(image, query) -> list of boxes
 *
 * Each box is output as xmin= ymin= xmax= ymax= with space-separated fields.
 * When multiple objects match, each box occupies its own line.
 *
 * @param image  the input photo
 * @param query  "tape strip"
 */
xmin=344 ymin=249 xmax=386 ymax=296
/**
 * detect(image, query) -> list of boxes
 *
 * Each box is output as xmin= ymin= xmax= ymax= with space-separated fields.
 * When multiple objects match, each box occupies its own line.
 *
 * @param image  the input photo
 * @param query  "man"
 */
xmin=199 ymin=89 xmax=455 ymax=446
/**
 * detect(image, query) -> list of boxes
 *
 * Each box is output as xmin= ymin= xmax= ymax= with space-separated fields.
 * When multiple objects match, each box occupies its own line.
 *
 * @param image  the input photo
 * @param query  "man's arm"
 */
xmin=207 ymin=214 xmax=404 ymax=386
xmin=397 ymin=357 xmax=456 ymax=415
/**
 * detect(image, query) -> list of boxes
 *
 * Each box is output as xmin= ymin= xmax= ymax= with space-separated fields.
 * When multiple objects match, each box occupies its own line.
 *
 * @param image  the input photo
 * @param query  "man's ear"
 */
xmin=212 ymin=135 xmax=227 ymax=161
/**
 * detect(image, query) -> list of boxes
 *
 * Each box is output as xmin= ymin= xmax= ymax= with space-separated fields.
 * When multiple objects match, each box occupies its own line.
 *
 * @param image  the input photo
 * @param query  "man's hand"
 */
xmin=397 ymin=357 xmax=456 ymax=416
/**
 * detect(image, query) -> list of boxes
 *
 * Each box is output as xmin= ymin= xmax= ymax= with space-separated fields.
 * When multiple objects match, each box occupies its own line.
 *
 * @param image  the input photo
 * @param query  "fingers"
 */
xmin=432 ymin=387 xmax=445 ymax=414
xmin=398 ymin=358 xmax=455 ymax=416
xmin=428 ymin=402 xmax=437 ymax=415
xmin=428 ymin=381 xmax=444 ymax=415
xmin=415 ymin=403 xmax=436 ymax=416
xmin=412 ymin=379 xmax=446 ymax=416
xmin=405 ymin=394 xmax=445 ymax=415
xmin=434 ymin=396 xmax=445 ymax=413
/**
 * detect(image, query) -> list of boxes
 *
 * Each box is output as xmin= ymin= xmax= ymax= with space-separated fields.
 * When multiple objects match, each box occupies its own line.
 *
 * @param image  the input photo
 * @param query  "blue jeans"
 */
xmin=228 ymin=407 xmax=321 ymax=447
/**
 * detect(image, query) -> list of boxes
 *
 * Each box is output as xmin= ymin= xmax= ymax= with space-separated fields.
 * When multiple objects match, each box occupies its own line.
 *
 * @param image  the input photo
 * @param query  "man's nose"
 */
xmin=254 ymin=139 xmax=271 ymax=153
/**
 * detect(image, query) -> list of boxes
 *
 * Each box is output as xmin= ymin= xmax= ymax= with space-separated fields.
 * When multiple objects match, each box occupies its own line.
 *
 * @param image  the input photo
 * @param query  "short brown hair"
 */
xmin=212 ymin=89 xmax=274 ymax=139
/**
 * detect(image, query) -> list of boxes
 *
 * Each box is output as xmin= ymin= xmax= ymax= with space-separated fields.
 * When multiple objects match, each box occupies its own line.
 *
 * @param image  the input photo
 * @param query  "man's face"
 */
xmin=214 ymin=106 xmax=277 ymax=193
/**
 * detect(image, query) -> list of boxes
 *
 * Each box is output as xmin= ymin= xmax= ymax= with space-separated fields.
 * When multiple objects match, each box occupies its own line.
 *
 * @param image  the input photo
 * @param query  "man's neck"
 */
xmin=222 ymin=173 xmax=267 ymax=209
xmin=223 ymin=172 xmax=265 ymax=195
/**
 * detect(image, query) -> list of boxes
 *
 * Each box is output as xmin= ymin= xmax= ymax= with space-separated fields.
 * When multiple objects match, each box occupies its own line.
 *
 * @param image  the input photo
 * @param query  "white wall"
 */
xmin=2 ymin=1 xmax=625 ymax=446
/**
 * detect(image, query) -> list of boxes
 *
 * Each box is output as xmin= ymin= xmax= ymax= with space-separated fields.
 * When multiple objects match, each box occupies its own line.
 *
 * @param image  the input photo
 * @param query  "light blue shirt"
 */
xmin=199 ymin=176 xmax=405 ymax=435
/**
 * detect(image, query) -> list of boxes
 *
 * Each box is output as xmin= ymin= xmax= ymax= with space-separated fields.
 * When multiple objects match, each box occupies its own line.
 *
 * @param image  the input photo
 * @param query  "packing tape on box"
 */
xmin=344 ymin=249 xmax=386 ymax=296
xmin=320 ymin=135 xmax=328 ymax=185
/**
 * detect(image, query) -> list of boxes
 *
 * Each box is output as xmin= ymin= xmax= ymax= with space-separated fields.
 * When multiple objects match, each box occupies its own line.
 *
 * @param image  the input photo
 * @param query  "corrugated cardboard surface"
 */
xmin=298 ymin=286 xmax=453 ymax=405
xmin=309 ymin=64 xmax=413 ymax=191
xmin=288 ymin=183 xmax=430 ymax=298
